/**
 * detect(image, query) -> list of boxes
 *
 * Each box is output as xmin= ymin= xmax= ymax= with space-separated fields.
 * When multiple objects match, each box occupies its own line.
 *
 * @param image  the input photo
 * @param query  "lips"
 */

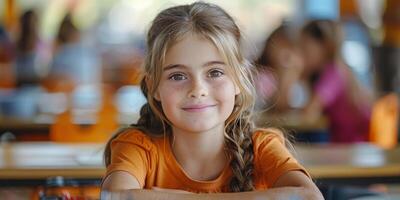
xmin=182 ymin=104 xmax=216 ymax=112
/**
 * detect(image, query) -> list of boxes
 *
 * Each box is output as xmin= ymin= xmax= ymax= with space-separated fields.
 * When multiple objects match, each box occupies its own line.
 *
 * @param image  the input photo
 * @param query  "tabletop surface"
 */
xmin=0 ymin=141 xmax=399 ymax=179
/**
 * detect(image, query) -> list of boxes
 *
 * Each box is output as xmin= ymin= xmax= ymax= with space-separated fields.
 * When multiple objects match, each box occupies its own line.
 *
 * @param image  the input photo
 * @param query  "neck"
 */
xmin=170 ymin=125 xmax=228 ymax=180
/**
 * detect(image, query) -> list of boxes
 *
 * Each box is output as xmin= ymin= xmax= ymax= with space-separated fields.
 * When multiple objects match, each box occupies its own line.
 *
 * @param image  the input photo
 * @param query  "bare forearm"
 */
xmin=104 ymin=187 xmax=323 ymax=200
xmin=200 ymin=187 xmax=322 ymax=200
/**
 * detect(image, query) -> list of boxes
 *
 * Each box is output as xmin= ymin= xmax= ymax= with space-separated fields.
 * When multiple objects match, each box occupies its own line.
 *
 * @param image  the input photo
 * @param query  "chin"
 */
xmin=184 ymin=125 xmax=216 ymax=133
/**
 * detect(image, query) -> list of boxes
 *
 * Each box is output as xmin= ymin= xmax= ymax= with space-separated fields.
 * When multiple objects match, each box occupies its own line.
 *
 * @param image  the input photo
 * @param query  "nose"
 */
xmin=188 ymin=77 xmax=208 ymax=98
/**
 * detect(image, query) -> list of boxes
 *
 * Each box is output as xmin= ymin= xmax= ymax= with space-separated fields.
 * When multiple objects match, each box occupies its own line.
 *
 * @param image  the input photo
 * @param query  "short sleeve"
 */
xmin=253 ymin=129 xmax=310 ymax=187
xmin=314 ymin=65 xmax=345 ymax=107
xmin=104 ymin=129 xmax=157 ymax=188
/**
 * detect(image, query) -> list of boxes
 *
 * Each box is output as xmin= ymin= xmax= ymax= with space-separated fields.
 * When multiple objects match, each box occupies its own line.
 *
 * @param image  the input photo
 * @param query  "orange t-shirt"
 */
xmin=104 ymin=128 xmax=309 ymax=193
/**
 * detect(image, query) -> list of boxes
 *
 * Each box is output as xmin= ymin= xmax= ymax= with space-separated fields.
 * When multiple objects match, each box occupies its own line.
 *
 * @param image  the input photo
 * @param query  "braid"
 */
xmin=104 ymin=79 xmax=166 ymax=167
xmin=225 ymin=112 xmax=255 ymax=192
xmin=135 ymin=80 xmax=165 ymax=133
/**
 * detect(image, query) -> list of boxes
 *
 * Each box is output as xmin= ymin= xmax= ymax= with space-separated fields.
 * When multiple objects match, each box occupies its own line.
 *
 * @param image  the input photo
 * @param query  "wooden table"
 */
xmin=0 ymin=114 xmax=140 ymax=141
xmin=254 ymin=111 xmax=328 ymax=132
xmin=0 ymin=142 xmax=105 ymax=181
xmin=0 ymin=142 xmax=399 ymax=186
xmin=0 ymin=116 xmax=51 ymax=141
xmin=297 ymin=143 xmax=400 ymax=178
xmin=296 ymin=143 xmax=400 ymax=185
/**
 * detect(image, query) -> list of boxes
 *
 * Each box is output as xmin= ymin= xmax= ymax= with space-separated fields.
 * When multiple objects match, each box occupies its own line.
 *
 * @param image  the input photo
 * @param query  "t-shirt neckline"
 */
xmin=162 ymin=135 xmax=232 ymax=190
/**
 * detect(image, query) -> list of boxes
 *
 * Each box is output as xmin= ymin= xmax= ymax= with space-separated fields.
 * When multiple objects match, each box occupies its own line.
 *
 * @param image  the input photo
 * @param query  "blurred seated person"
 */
xmin=45 ymin=12 xmax=101 ymax=92
xmin=255 ymin=25 xmax=307 ymax=112
xmin=299 ymin=20 xmax=372 ymax=143
xmin=14 ymin=9 xmax=51 ymax=86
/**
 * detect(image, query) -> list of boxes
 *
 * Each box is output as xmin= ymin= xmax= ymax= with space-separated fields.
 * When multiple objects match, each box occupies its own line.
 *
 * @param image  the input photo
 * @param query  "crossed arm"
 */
xmin=102 ymin=170 xmax=324 ymax=200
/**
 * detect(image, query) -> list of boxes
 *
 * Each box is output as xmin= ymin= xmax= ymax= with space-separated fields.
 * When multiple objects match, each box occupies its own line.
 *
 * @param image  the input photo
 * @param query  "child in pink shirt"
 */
xmin=300 ymin=20 xmax=372 ymax=143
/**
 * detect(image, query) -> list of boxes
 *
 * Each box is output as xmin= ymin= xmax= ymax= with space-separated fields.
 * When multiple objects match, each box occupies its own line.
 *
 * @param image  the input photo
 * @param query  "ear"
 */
xmin=145 ymin=76 xmax=161 ymax=101
xmin=154 ymin=89 xmax=161 ymax=101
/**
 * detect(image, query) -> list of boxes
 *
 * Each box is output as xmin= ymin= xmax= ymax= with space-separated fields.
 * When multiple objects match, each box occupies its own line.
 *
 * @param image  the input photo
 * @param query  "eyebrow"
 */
xmin=163 ymin=61 xmax=226 ymax=71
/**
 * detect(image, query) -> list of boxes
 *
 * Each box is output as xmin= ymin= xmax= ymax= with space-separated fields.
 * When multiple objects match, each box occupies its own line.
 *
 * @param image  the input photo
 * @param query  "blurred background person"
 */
xmin=14 ymin=9 xmax=51 ymax=87
xmin=255 ymin=24 xmax=307 ymax=112
xmin=299 ymin=19 xmax=373 ymax=143
xmin=46 ymin=12 xmax=101 ymax=92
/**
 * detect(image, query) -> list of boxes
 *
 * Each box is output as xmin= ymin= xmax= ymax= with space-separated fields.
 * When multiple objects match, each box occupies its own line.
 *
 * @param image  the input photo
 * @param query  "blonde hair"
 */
xmin=105 ymin=2 xmax=257 ymax=192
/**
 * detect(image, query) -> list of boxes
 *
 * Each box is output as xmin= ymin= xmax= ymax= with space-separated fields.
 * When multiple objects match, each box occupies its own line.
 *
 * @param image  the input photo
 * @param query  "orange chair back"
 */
xmin=50 ymin=86 xmax=118 ymax=142
xmin=369 ymin=93 xmax=399 ymax=149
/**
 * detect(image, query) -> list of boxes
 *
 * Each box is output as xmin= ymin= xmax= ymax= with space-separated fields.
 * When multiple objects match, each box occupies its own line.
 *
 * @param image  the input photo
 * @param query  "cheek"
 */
xmin=211 ymin=79 xmax=237 ymax=107
xmin=157 ymin=82 xmax=185 ymax=112
xmin=158 ymin=80 xmax=186 ymax=98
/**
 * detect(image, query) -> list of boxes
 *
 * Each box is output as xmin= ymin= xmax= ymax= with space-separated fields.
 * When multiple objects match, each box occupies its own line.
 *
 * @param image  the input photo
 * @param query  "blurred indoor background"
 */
xmin=0 ymin=0 xmax=399 ymax=199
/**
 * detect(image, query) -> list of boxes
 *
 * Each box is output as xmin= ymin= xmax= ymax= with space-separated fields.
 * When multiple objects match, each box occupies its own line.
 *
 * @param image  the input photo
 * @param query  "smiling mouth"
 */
xmin=182 ymin=105 xmax=216 ymax=112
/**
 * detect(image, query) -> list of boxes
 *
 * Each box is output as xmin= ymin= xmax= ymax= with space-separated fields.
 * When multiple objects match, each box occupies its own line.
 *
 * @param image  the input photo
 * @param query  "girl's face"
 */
xmin=299 ymin=34 xmax=326 ymax=77
xmin=155 ymin=33 xmax=240 ymax=133
xmin=272 ymin=40 xmax=304 ymax=73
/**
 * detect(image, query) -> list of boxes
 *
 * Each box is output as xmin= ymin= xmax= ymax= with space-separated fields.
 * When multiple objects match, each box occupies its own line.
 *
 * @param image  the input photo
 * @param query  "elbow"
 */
xmin=301 ymin=186 xmax=324 ymax=200
xmin=101 ymin=171 xmax=142 ymax=191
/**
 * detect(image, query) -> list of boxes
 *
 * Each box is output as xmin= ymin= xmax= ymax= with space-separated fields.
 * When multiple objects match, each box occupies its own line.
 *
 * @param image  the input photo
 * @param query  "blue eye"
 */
xmin=208 ymin=69 xmax=224 ymax=78
xmin=169 ymin=73 xmax=187 ymax=81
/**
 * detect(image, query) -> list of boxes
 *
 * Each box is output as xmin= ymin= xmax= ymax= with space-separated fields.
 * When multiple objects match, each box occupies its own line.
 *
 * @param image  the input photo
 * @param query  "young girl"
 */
xmin=299 ymin=20 xmax=372 ymax=143
xmin=255 ymin=25 xmax=305 ymax=111
xmin=102 ymin=2 xmax=322 ymax=199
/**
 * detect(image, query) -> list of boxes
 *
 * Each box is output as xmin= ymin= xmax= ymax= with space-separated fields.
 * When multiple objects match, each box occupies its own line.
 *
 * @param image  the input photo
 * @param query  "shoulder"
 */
xmin=251 ymin=128 xmax=309 ymax=187
xmin=252 ymin=128 xmax=285 ymax=146
xmin=112 ymin=127 xmax=158 ymax=152
xmin=105 ymin=128 xmax=161 ymax=189
xmin=251 ymin=128 xmax=290 ymax=160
